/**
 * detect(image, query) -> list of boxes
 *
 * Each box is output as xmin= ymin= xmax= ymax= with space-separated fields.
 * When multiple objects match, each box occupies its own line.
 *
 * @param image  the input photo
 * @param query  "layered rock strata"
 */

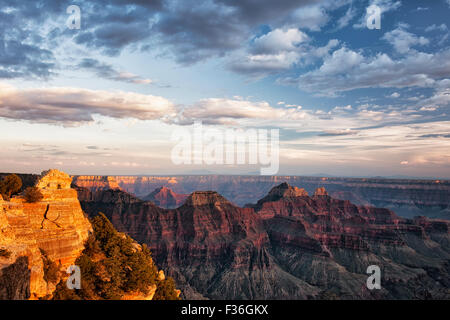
xmin=72 ymin=175 xmax=450 ymax=219
xmin=0 ymin=170 xmax=92 ymax=299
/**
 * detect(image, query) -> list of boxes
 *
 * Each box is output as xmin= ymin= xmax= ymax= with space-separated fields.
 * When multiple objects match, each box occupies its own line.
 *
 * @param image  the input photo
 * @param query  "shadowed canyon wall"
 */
xmin=76 ymin=183 xmax=450 ymax=300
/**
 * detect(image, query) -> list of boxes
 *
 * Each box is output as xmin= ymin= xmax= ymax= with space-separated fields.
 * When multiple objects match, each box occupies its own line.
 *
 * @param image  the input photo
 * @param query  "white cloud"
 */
xmin=382 ymin=26 xmax=429 ymax=53
xmin=335 ymin=6 xmax=357 ymax=30
xmin=226 ymin=28 xmax=310 ymax=77
xmin=229 ymin=37 xmax=339 ymax=78
xmin=114 ymin=72 xmax=153 ymax=84
xmin=283 ymin=46 xmax=450 ymax=96
xmin=333 ymin=105 xmax=353 ymax=111
xmin=229 ymin=51 xmax=302 ymax=77
xmin=252 ymin=28 xmax=308 ymax=54
xmin=290 ymin=5 xmax=330 ymax=31
xmin=372 ymin=0 xmax=402 ymax=13
xmin=425 ymin=24 xmax=448 ymax=32
xmin=420 ymin=80 xmax=450 ymax=109
xmin=0 ymin=82 xmax=176 ymax=125
xmin=313 ymin=39 xmax=340 ymax=58
xmin=179 ymin=97 xmax=306 ymax=125
xmin=318 ymin=47 xmax=363 ymax=74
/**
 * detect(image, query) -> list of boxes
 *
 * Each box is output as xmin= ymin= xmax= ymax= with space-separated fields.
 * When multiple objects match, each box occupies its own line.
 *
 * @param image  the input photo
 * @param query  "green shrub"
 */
xmin=51 ymin=282 xmax=81 ymax=300
xmin=318 ymin=289 xmax=341 ymax=300
xmin=40 ymin=249 xmax=60 ymax=284
xmin=153 ymin=277 xmax=181 ymax=300
xmin=24 ymin=186 xmax=44 ymax=203
xmin=0 ymin=174 xmax=22 ymax=199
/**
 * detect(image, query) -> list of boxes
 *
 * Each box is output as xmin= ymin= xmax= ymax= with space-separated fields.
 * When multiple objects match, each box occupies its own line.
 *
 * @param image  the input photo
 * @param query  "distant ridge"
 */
xmin=72 ymin=175 xmax=450 ymax=220
xmin=143 ymin=186 xmax=188 ymax=209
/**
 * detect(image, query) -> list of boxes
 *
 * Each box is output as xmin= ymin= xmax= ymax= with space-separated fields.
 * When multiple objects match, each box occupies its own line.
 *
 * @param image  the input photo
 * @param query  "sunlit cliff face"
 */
xmin=0 ymin=169 xmax=92 ymax=299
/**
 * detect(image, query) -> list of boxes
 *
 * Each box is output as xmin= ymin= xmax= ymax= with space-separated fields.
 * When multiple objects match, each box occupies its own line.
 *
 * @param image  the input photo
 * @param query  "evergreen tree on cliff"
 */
xmin=0 ymin=174 xmax=22 ymax=199
xmin=52 ymin=213 xmax=180 ymax=300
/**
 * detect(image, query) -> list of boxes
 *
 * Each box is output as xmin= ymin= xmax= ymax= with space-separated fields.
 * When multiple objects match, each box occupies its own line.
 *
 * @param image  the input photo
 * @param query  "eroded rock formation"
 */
xmin=0 ymin=169 xmax=92 ymax=299
xmin=143 ymin=187 xmax=188 ymax=209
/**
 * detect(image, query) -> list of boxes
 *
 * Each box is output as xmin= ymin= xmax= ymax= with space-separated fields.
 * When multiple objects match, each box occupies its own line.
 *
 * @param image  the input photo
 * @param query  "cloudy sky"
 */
xmin=0 ymin=0 xmax=449 ymax=178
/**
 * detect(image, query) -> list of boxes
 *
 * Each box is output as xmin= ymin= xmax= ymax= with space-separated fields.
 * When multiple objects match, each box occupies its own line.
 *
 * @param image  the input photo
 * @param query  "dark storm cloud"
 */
xmin=72 ymin=1 xmax=161 ymax=55
xmin=0 ymin=0 xmax=163 ymax=78
xmin=0 ymin=0 xmax=69 ymax=22
xmin=77 ymin=58 xmax=152 ymax=84
xmin=0 ymin=40 xmax=55 ymax=79
xmin=0 ymin=0 xmax=344 ymax=77
xmin=419 ymin=133 xmax=450 ymax=138
xmin=153 ymin=0 xmax=330 ymax=64
xmin=108 ymin=0 xmax=164 ymax=10
xmin=216 ymin=0 xmax=321 ymax=24
xmin=153 ymin=0 xmax=246 ymax=64
xmin=75 ymin=22 xmax=150 ymax=56
xmin=0 ymin=2 xmax=61 ymax=79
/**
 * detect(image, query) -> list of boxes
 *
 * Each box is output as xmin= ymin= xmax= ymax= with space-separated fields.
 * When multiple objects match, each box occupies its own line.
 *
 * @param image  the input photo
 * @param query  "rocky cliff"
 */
xmin=76 ymin=183 xmax=450 ymax=300
xmin=1 ymin=170 xmax=177 ymax=300
xmin=72 ymin=175 xmax=450 ymax=220
xmin=0 ymin=170 xmax=92 ymax=299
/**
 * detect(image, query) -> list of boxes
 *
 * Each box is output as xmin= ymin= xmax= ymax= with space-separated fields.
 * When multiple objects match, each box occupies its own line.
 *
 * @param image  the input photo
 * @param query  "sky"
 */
xmin=0 ymin=0 xmax=449 ymax=178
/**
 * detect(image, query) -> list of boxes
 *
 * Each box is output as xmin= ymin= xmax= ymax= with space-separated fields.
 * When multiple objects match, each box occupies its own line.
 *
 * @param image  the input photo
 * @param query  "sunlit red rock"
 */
xmin=0 ymin=169 xmax=91 ymax=299
xmin=143 ymin=186 xmax=188 ymax=209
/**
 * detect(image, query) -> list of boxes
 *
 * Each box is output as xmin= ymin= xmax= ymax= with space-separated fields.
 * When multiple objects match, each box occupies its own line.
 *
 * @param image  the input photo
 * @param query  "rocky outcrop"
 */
xmin=256 ymin=182 xmax=309 ymax=202
xmin=313 ymin=187 xmax=328 ymax=197
xmin=0 ymin=169 xmax=92 ymax=299
xmin=143 ymin=187 xmax=188 ymax=209
xmin=72 ymin=175 xmax=450 ymax=220
xmin=1 ymin=170 xmax=181 ymax=301
xmin=76 ymin=183 xmax=450 ymax=300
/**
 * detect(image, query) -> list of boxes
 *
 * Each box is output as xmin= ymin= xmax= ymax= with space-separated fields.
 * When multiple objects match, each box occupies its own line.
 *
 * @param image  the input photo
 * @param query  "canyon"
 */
xmin=2 ymin=170 xmax=449 ymax=300
xmin=72 ymin=175 xmax=450 ymax=219
xmin=75 ymin=182 xmax=450 ymax=300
